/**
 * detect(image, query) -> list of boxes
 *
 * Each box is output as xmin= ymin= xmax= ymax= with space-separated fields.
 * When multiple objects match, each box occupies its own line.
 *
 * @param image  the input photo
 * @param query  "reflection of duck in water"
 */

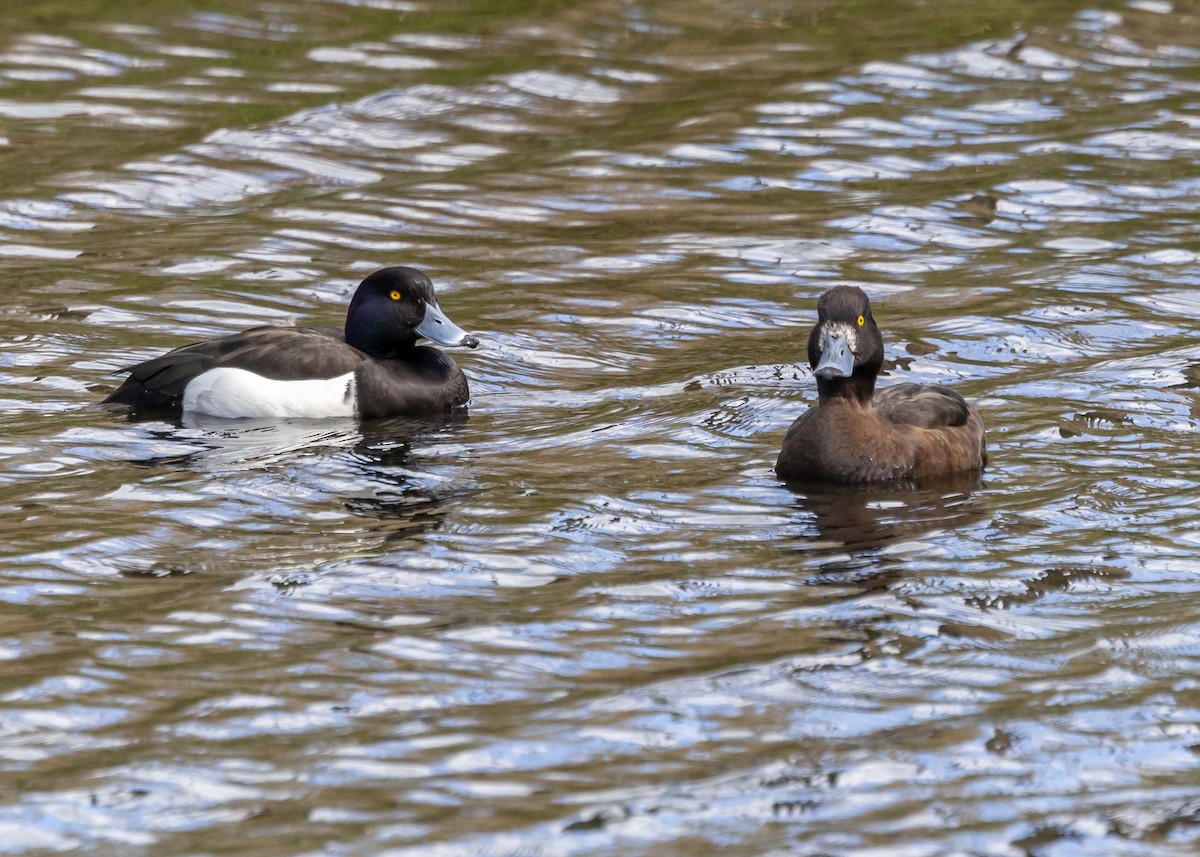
xmin=787 ymin=470 xmax=987 ymax=561
xmin=103 ymin=267 xmax=479 ymax=420
xmin=343 ymin=416 xmax=466 ymax=545
xmin=116 ymin=414 xmax=464 ymax=576
xmin=777 ymin=286 xmax=986 ymax=483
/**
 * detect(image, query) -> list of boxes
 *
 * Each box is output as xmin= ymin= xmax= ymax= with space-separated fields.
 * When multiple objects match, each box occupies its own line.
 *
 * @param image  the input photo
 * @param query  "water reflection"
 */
xmin=101 ymin=412 xmax=469 ymax=579
xmin=783 ymin=470 xmax=988 ymax=564
xmin=122 ymin=413 xmax=365 ymax=470
xmin=344 ymin=415 xmax=470 ymax=544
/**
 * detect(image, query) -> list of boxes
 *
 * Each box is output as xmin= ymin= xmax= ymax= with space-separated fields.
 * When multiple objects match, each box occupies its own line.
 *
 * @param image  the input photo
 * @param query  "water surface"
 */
xmin=2 ymin=0 xmax=1200 ymax=854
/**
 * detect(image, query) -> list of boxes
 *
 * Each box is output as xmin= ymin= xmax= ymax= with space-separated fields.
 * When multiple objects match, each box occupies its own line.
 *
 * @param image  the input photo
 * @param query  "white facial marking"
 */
xmin=182 ymin=368 xmax=357 ymax=419
xmin=819 ymin=321 xmax=859 ymax=354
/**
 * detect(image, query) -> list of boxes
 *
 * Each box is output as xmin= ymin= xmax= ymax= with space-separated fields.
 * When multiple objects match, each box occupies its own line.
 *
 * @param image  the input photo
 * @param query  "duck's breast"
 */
xmin=353 ymin=347 xmax=468 ymax=419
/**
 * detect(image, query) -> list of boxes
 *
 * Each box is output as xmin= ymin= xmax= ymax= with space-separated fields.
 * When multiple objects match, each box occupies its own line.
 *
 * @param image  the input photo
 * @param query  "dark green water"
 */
xmin=2 ymin=0 xmax=1200 ymax=854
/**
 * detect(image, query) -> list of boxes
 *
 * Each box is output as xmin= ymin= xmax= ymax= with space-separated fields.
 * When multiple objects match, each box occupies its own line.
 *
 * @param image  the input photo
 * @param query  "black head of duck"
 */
xmin=776 ymin=285 xmax=986 ymax=483
xmin=103 ymin=266 xmax=479 ymax=420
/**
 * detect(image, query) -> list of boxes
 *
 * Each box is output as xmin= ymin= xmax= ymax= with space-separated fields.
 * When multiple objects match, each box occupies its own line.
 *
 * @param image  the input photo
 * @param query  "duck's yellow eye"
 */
xmin=857 ymin=314 xmax=865 ymax=326
xmin=389 ymin=290 xmax=402 ymax=301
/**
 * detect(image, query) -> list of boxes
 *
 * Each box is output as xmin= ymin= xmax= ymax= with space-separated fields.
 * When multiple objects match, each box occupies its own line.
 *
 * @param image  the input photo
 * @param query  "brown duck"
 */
xmin=776 ymin=286 xmax=986 ymax=483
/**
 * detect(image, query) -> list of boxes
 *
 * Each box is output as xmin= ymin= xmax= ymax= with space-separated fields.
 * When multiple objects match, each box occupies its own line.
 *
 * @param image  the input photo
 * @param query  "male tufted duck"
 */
xmin=776 ymin=286 xmax=986 ymax=483
xmin=103 ymin=266 xmax=479 ymax=420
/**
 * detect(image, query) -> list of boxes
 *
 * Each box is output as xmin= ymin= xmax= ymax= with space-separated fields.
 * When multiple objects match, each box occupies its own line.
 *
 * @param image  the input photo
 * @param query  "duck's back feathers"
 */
xmin=105 ymin=326 xmax=470 ymax=419
xmin=873 ymin=382 xmax=970 ymax=430
xmin=872 ymin=382 xmax=987 ymax=472
xmin=104 ymin=326 xmax=366 ymax=413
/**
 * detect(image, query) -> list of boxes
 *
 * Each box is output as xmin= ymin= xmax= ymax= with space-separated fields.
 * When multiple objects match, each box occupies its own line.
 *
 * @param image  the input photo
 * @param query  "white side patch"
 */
xmin=182 ymin=368 xmax=357 ymax=419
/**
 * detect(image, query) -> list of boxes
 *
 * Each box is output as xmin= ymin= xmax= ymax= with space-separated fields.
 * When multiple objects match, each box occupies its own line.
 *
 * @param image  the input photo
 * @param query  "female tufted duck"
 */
xmin=103 ymin=266 xmax=479 ymax=420
xmin=776 ymin=286 xmax=986 ymax=483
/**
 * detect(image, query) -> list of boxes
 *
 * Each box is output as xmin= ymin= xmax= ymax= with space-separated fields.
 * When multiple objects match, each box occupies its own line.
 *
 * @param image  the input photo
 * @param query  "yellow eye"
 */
xmin=389 ymin=290 xmax=401 ymax=301
xmin=856 ymin=314 xmax=865 ymax=326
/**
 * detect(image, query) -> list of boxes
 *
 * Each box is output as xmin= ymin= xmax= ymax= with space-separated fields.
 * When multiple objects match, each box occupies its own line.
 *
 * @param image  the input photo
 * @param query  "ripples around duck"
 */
xmin=1 ymin=0 xmax=1200 ymax=854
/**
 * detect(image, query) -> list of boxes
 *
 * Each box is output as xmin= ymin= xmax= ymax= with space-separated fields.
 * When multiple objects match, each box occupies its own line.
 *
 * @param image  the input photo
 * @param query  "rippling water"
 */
xmin=3 ymin=0 xmax=1200 ymax=853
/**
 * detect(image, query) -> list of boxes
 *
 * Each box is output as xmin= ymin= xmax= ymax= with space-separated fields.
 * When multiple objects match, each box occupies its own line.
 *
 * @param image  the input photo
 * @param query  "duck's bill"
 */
xmin=813 ymin=324 xmax=855 ymax=380
xmin=416 ymin=301 xmax=479 ymax=348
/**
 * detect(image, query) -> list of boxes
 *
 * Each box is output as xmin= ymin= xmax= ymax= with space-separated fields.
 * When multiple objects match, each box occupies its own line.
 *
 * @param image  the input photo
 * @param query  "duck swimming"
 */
xmin=776 ymin=286 xmax=986 ymax=483
xmin=102 ymin=266 xmax=479 ymax=420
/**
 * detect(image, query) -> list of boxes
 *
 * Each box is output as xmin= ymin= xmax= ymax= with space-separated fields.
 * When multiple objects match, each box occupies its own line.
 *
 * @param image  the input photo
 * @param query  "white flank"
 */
xmin=182 ymin=368 xmax=357 ymax=419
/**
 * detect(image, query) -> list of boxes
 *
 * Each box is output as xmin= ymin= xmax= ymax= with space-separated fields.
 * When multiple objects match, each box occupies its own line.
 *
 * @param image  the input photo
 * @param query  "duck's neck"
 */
xmin=345 ymin=320 xmax=416 ymax=360
xmin=816 ymin=371 xmax=876 ymax=405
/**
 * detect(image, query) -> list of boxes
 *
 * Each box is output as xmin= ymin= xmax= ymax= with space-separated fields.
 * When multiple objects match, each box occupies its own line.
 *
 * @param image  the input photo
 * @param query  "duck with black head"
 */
xmin=776 ymin=286 xmax=986 ymax=483
xmin=102 ymin=266 xmax=479 ymax=420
